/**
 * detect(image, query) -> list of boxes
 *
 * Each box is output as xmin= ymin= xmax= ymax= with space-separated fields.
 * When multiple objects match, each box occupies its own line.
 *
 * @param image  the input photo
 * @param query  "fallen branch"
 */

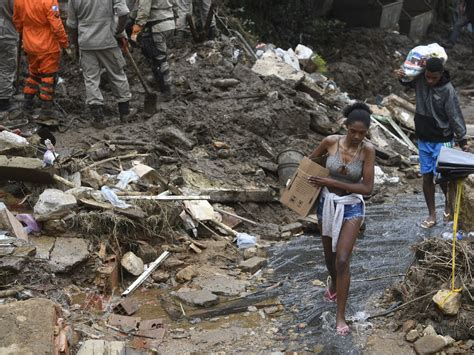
xmin=80 ymin=153 xmax=149 ymax=172
xmin=120 ymin=195 xmax=211 ymax=201
xmin=353 ymin=274 xmax=405 ymax=282
xmin=53 ymin=174 xmax=76 ymax=188
xmin=367 ymin=290 xmax=437 ymax=320
xmin=214 ymin=207 xmax=259 ymax=226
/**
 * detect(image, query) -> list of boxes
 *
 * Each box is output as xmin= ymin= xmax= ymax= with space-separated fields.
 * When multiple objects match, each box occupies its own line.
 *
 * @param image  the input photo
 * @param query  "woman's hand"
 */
xmin=308 ymin=176 xmax=336 ymax=188
xmin=394 ymin=69 xmax=405 ymax=80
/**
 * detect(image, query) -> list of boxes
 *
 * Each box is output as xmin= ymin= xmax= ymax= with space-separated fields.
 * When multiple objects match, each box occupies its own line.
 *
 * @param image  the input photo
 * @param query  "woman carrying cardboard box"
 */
xmin=308 ymin=102 xmax=375 ymax=336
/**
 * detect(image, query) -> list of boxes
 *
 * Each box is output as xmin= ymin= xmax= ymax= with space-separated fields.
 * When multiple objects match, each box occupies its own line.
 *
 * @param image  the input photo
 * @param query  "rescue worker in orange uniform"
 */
xmin=13 ymin=0 xmax=69 ymax=118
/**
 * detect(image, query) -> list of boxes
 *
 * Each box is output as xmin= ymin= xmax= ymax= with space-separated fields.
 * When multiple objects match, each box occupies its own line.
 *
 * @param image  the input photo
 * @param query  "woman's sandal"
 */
xmin=324 ymin=288 xmax=337 ymax=302
xmin=443 ymin=212 xmax=451 ymax=223
xmin=420 ymin=220 xmax=436 ymax=229
xmin=324 ymin=276 xmax=337 ymax=302
xmin=336 ymin=325 xmax=351 ymax=336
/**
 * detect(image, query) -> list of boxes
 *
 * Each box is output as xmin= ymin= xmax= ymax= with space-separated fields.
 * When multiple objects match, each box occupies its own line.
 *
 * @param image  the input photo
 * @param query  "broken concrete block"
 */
xmin=0 ymin=155 xmax=53 ymax=183
xmin=195 ymin=275 xmax=248 ymax=296
xmin=0 ymin=202 xmax=28 ymax=240
xmin=0 ymin=298 xmax=59 ymax=354
xmin=175 ymin=265 xmax=198 ymax=283
xmin=175 ymin=289 xmax=218 ymax=307
xmin=414 ymin=335 xmax=447 ymax=354
xmin=239 ymin=256 xmax=267 ymax=274
xmin=121 ymin=252 xmax=144 ymax=276
xmin=49 ymin=237 xmax=90 ymax=273
xmin=32 ymin=236 xmax=56 ymax=259
xmin=77 ymin=340 xmax=130 ymax=355
xmin=34 ymin=189 xmax=77 ymax=222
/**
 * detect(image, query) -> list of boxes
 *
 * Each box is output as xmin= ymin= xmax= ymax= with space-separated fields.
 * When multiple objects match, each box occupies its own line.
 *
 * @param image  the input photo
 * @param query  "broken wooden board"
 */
xmin=0 ymin=156 xmax=54 ymax=183
xmin=205 ymin=188 xmax=276 ymax=203
xmin=184 ymin=200 xmax=216 ymax=221
xmin=78 ymin=198 xmax=146 ymax=219
xmin=0 ymin=202 xmax=28 ymax=241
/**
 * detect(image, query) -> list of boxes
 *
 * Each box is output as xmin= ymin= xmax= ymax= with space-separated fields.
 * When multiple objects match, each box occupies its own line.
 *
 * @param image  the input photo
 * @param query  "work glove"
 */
xmin=131 ymin=24 xmax=143 ymax=44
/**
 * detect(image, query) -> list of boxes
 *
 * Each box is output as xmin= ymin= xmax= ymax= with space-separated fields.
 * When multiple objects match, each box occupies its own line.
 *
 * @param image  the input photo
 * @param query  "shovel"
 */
xmin=123 ymin=46 xmax=158 ymax=115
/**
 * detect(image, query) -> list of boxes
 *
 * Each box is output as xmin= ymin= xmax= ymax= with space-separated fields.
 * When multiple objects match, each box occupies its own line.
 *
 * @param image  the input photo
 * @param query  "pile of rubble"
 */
xmin=0 ymin=27 xmax=468 ymax=353
xmin=376 ymin=238 xmax=474 ymax=353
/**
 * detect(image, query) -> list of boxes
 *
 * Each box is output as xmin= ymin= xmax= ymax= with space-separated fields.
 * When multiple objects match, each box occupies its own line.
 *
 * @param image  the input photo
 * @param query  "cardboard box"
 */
xmin=280 ymin=157 xmax=329 ymax=217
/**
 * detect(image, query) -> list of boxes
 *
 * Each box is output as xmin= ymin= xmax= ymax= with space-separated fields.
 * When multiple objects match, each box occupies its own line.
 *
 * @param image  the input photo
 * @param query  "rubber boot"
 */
xmin=23 ymin=94 xmax=35 ymax=112
xmin=118 ymin=101 xmax=136 ymax=123
xmin=208 ymin=26 xmax=217 ymax=40
xmin=161 ymin=84 xmax=174 ymax=102
xmin=90 ymin=104 xmax=106 ymax=129
xmin=38 ymin=100 xmax=59 ymax=123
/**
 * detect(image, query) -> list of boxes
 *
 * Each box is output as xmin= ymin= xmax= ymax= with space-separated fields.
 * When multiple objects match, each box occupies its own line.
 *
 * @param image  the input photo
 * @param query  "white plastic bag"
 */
xmin=402 ymin=43 xmax=448 ymax=80
xmin=100 ymin=186 xmax=131 ymax=209
xmin=275 ymin=48 xmax=300 ymax=71
xmin=295 ymin=44 xmax=313 ymax=60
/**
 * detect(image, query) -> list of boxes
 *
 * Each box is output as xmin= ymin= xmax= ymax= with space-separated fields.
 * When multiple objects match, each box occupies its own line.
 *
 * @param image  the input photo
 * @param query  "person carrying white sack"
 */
xmin=308 ymin=102 xmax=375 ymax=336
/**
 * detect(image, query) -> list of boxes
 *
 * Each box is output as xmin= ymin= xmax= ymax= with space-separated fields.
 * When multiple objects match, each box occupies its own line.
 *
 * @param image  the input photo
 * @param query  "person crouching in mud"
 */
xmin=308 ymin=102 xmax=375 ymax=336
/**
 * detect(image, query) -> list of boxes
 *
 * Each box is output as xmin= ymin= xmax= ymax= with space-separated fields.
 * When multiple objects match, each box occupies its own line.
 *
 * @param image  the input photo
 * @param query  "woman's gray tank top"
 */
xmin=326 ymin=137 xmax=364 ymax=184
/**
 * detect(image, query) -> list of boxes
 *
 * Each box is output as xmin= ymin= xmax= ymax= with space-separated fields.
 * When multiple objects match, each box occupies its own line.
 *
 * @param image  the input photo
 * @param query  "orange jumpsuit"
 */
xmin=13 ymin=0 xmax=68 ymax=102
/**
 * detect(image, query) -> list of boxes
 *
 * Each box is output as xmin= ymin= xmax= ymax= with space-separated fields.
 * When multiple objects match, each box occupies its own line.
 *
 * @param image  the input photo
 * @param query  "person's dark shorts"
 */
xmin=316 ymin=197 xmax=364 ymax=222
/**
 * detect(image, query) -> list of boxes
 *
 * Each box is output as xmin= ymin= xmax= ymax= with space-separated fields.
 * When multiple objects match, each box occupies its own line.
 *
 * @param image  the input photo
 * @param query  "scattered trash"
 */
xmin=236 ymin=232 xmax=256 ymax=249
xmin=100 ymin=186 xmax=131 ymax=209
xmin=186 ymin=52 xmax=198 ymax=64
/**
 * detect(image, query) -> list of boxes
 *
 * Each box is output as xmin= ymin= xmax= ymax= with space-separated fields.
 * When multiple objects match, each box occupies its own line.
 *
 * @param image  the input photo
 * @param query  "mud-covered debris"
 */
xmin=195 ymin=275 xmax=249 ymax=297
xmin=152 ymin=270 xmax=170 ymax=283
xmin=0 ymin=155 xmax=53 ymax=183
xmin=174 ymin=288 xmax=219 ymax=307
xmin=176 ymin=265 xmax=198 ymax=283
xmin=136 ymin=241 xmax=158 ymax=264
xmin=158 ymin=126 xmax=196 ymax=150
xmin=239 ymin=256 xmax=267 ymax=274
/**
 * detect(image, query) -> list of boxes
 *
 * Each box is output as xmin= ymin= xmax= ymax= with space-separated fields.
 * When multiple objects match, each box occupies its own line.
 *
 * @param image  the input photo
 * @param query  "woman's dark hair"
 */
xmin=343 ymin=102 xmax=372 ymax=129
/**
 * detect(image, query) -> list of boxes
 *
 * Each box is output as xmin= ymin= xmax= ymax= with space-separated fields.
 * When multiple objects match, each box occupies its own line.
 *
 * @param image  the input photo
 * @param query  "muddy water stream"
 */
xmin=267 ymin=193 xmax=448 ymax=353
